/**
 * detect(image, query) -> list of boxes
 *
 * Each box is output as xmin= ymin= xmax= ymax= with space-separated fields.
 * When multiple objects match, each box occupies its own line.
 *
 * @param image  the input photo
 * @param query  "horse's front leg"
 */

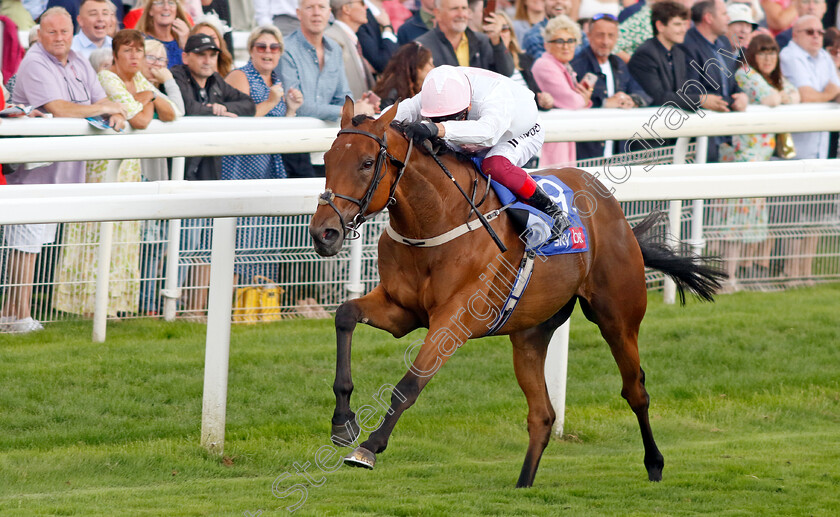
xmin=344 ymin=315 xmax=461 ymax=468
xmin=332 ymin=285 xmax=419 ymax=446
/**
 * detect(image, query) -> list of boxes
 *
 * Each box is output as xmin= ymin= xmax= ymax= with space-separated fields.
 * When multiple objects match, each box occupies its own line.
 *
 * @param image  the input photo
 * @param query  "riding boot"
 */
xmin=525 ymin=185 xmax=572 ymax=240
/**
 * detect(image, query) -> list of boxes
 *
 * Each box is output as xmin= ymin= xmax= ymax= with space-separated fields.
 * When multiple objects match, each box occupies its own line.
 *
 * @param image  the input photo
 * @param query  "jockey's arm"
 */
xmin=394 ymin=93 xmax=423 ymax=123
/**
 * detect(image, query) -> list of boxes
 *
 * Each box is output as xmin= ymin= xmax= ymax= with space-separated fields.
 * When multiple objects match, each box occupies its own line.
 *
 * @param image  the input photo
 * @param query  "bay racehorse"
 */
xmin=309 ymin=99 xmax=725 ymax=487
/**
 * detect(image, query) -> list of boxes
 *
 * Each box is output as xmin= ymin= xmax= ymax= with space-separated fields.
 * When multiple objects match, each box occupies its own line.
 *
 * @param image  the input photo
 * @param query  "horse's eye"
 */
xmin=362 ymin=159 xmax=375 ymax=170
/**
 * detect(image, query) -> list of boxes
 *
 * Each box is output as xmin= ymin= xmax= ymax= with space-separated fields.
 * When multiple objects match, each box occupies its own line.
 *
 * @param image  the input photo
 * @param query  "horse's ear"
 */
xmin=340 ymin=96 xmax=354 ymax=129
xmin=375 ymin=100 xmax=399 ymax=132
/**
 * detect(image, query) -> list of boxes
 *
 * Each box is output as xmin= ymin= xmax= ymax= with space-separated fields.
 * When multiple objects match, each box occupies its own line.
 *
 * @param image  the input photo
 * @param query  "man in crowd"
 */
xmin=416 ymin=0 xmax=513 ymax=76
xmin=2 ymin=7 xmax=126 ymax=333
xmin=571 ymin=13 xmax=651 ymax=160
xmin=173 ymin=33 xmax=256 ymax=180
xmin=71 ymin=0 xmax=112 ymax=59
xmin=281 ymin=0 xmax=375 ymax=177
xmin=254 ymin=0 xmax=300 ymax=36
xmin=680 ymin=0 xmax=748 ymax=162
xmin=777 ymin=0 xmax=827 ymax=49
xmin=397 ymin=0 xmax=435 ymax=45
xmin=281 ymin=0 xmax=374 ymax=121
xmin=628 ymin=1 xmax=699 ymax=109
xmin=46 ymin=0 xmax=122 ymax=33
xmin=356 ymin=0 xmax=399 ymax=74
xmin=780 ymin=14 xmax=840 ymax=159
xmin=726 ymin=2 xmax=758 ymax=50
xmin=171 ymin=33 xmax=255 ymax=316
xmin=326 ymin=0 xmax=375 ymax=99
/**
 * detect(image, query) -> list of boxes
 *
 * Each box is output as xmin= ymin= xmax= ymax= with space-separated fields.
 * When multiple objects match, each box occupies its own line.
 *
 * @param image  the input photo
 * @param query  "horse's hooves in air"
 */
xmin=344 ymin=446 xmax=376 ymax=469
xmin=330 ymin=418 xmax=361 ymax=446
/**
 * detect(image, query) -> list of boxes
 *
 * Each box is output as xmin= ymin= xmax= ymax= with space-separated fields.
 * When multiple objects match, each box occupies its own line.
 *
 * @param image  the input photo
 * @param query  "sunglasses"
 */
xmin=801 ymin=28 xmax=825 ymax=37
xmin=591 ymin=13 xmax=617 ymax=21
xmin=430 ymin=108 xmax=468 ymax=123
xmin=547 ymin=37 xmax=577 ymax=46
xmin=501 ymin=25 xmax=511 ymax=31
xmin=253 ymin=42 xmax=282 ymax=52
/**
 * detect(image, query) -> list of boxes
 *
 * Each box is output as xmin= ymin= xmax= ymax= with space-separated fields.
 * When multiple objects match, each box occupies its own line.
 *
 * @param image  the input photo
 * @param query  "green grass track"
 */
xmin=0 ymin=285 xmax=838 ymax=516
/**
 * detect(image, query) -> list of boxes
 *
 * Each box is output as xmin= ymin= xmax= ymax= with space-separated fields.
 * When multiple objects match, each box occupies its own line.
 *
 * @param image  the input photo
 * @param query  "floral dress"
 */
xmin=615 ymin=6 xmax=651 ymax=57
xmin=221 ymin=61 xmax=288 ymax=283
xmin=714 ymin=69 xmax=798 ymax=243
xmin=53 ymin=71 xmax=174 ymax=316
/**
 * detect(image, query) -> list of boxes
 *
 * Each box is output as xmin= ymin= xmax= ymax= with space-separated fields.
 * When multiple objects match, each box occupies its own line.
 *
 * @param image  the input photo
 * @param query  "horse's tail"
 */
xmin=632 ymin=212 xmax=727 ymax=305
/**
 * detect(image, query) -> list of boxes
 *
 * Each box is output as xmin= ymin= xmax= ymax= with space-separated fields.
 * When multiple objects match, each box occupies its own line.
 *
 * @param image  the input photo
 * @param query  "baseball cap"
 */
xmin=727 ymin=3 xmax=758 ymax=28
xmin=184 ymin=33 xmax=220 ymax=53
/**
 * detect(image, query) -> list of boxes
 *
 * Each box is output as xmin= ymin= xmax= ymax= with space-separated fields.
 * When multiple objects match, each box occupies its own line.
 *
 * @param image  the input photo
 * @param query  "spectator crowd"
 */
xmin=2 ymin=0 xmax=840 ymax=331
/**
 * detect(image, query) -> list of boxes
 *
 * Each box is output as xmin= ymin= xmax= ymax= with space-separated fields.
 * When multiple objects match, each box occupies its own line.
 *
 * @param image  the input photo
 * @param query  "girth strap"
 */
xmin=384 ymin=203 xmax=513 ymax=247
xmin=484 ymin=249 xmax=537 ymax=336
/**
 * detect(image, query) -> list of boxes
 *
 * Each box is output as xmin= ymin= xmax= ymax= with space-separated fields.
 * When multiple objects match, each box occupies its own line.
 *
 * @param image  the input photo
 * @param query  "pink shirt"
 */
xmin=532 ymin=52 xmax=590 ymax=167
xmin=9 ymin=43 xmax=106 ymax=185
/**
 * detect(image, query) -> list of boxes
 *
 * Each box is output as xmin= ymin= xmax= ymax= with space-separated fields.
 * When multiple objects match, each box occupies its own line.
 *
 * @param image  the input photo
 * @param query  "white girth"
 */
xmin=384 ymin=206 xmax=510 ymax=247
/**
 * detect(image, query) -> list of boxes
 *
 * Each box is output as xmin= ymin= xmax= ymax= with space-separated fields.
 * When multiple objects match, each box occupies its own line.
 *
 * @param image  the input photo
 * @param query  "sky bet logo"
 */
xmin=570 ymin=227 xmax=586 ymax=249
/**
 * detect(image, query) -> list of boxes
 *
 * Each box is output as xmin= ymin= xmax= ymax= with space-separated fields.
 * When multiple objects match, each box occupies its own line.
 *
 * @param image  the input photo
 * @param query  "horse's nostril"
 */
xmin=322 ymin=228 xmax=340 ymax=243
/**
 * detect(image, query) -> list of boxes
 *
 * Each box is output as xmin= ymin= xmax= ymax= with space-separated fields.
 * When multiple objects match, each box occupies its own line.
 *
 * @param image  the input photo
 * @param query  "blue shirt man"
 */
xmin=780 ymin=15 xmax=840 ymax=159
xmin=279 ymin=0 xmax=375 ymax=176
xmin=280 ymin=29 xmax=352 ymax=121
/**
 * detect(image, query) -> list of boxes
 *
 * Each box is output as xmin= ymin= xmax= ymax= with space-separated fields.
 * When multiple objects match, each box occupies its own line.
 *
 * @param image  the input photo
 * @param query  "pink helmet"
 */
xmin=419 ymin=66 xmax=472 ymax=118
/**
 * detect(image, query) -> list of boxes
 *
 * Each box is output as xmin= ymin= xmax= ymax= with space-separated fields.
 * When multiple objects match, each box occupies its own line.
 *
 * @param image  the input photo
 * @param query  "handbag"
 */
xmin=232 ymin=275 xmax=285 ymax=324
xmin=774 ymin=132 xmax=796 ymax=159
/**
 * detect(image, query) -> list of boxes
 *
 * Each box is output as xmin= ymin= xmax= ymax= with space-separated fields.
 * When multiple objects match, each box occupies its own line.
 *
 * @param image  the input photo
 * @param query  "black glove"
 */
xmin=405 ymin=120 xmax=439 ymax=145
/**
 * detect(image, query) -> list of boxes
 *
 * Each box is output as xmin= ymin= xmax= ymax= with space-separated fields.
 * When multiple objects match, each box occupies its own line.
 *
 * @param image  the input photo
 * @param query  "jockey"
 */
xmin=395 ymin=65 xmax=571 ymax=239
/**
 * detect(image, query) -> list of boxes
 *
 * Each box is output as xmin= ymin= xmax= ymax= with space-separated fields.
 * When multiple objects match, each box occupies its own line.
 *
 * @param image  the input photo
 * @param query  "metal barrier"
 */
xmin=3 ymin=107 xmax=840 ymax=450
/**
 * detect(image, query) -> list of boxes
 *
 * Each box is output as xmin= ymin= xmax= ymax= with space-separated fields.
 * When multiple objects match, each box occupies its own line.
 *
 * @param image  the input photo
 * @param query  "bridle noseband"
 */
xmin=318 ymin=127 xmax=414 ymax=240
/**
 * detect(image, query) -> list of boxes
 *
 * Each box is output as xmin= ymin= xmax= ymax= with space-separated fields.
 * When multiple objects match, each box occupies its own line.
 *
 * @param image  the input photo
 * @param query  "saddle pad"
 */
xmin=470 ymin=157 xmax=588 ymax=256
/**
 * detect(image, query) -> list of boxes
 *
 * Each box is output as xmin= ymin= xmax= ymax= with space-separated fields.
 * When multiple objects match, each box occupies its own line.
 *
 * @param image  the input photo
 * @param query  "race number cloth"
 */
xmin=484 ymin=169 xmax=590 ymax=256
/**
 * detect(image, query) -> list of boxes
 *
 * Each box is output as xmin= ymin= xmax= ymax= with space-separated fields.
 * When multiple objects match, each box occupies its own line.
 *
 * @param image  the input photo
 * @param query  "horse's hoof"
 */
xmin=646 ymin=464 xmax=663 ymax=482
xmin=344 ymin=446 xmax=376 ymax=469
xmin=330 ymin=418 xmax=361 ymax=447
xmin=646 ymin=455 xmax=664 ymax=482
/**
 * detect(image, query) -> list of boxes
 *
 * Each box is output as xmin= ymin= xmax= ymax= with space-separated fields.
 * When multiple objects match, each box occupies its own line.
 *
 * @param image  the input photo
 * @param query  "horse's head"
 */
xmin=309 ymin=97 xmax=403 ymax=256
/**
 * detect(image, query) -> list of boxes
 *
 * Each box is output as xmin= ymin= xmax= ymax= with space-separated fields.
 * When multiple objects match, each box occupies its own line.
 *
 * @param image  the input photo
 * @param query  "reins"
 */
xmin=420 ymin=140 xmax=507 ymax=253
xmin=317 ymin=124 xmax=506 ymax=253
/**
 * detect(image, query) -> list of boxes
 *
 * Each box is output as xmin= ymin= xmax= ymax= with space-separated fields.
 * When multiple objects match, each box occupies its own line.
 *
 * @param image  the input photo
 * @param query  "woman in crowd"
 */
xmin=715 ymin=34 xmax=800 ymax=289
xmin=531 ymin=14 xmax=592 ymax=167
xmin=136 ymin=0 xmax=193 ymax=67
xmin=199 ymin=0 xmax=234 ymax=50
xmin=372 ymin=42 xmax=434 ymax=109
xmin=142 ymin=39 xmax=185 ymax=115
xmin=223 ymin=25 xmax=303 ymax=284
xmin=191 ymin=20 xmax=233 ymax=77
xmin=497 ymin=11 xmax=553 ymax=111
xmin=54 ymin=30 xmax=181 ymax=317
xmin=512 ymin=0 xmax=544 ymax=45
xmin=132 ymin=38 xmax=187 ymax=315
xmin=89 ymin=47 xmax=113 ymax=72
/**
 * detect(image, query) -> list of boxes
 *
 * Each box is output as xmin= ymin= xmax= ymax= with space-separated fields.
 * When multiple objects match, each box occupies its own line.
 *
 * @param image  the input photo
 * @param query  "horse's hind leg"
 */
xmin=579 ymin=295 xmax=664 ymax=481
xmin=509 ymin=327 xmax=556 ymax=488
xmin=331 ymin=285 xmax=419 ymax=446
xmin=507 ymin=297 xmax=576 ymax=487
